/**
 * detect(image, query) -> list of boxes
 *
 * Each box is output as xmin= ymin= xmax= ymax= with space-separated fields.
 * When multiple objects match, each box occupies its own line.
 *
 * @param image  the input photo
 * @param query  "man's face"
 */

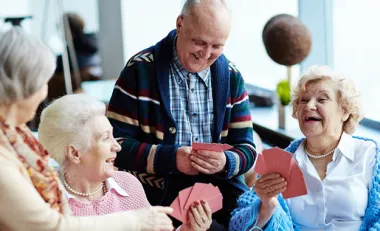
xmin=175 ymin=13 xmax=231 ymax=73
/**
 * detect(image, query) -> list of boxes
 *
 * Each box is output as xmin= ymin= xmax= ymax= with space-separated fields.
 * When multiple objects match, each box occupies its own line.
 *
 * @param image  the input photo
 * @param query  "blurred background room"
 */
xmin=1 ymin=0 xmax=379 ymax=154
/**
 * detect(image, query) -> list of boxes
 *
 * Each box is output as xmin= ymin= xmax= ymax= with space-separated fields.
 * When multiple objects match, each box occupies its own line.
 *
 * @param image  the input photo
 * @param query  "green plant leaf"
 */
xmin=276 ymin=80 xmax=291 ymax=105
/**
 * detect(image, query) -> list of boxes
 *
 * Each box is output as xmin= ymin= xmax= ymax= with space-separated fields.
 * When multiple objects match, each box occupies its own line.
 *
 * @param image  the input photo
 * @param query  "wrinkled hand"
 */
xmin=254 ymin=173 xmax=287 ymax=210
xmin=180 ymin=200 xmax=212 ymax=231
xmin=177 ymin=146 xmax=199 ymax=175
xmin=190 ymin=150 xmax=226 ymax=175
xmin=134 ymin=206 xmax=174 ymax=231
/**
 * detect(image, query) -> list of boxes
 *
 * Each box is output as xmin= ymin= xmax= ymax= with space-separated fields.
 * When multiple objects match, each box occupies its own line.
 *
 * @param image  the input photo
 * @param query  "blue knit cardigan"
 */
xmin=229 ymin=136 xmax=380 ymax=231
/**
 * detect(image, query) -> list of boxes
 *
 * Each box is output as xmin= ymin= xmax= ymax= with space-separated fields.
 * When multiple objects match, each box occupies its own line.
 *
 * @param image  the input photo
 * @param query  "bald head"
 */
xmin=181 ymin=0 xmax=230 ymax=18
xmin=176 ymin=0 xmax=232 ymax=73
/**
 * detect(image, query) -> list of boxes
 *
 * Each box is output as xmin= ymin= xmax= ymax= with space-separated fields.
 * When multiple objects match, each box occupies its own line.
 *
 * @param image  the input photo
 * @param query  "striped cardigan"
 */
xmin=107 ymin=30 xmax=256 ymax=226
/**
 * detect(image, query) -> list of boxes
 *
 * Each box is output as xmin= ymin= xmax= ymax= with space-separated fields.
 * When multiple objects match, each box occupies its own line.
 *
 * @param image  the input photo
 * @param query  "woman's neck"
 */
xmin=63 ymin=169 xmax=105 ymax=201
xmin=306 ymin=132 xmax=342 ymax=156
xmin=0 ymin=104 xmax=19 ymax=126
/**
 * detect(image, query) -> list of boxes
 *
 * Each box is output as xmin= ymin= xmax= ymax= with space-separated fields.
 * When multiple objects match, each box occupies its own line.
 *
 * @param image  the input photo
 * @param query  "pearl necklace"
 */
xmin=304 ymin=146 xmax=336 ymax=159
xmin=61 ymin=174 xmax=104 ymax=197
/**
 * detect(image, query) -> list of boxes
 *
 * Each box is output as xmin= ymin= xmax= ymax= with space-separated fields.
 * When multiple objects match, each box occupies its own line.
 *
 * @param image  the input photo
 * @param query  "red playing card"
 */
xmin=253 ymin=152 xmax=267 ymax=175
xmin=207 ymin=193 xmax=223 ymax=213
xmin=192 ymin=142 xmax=233 ymax=152
xmin=184 ymin=183 xmax=208 ymax=210
xmin=184 ymin=185 xmax=223 ymax=223
xmin=179 ymin=187 xmax=192 ymax=213
xmin=169 ymin=197 xmax=184 ymax=222
xmin=263 ymin=147 xmax=293 ymax=181
xmin=200 ymin=185 xmax=220 ymax=202
xmin=282 ymin=158 xmax=307 ymax=199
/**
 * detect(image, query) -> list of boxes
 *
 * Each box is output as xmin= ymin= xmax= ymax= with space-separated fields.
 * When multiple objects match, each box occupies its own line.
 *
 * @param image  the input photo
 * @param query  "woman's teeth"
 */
xmin=105 ymin=159 xmax=114 ymax=164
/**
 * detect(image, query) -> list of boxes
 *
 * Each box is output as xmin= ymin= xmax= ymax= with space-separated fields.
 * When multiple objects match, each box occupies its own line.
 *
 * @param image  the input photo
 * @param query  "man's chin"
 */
xmin=185 ymin=63 xmax=208 ymax=73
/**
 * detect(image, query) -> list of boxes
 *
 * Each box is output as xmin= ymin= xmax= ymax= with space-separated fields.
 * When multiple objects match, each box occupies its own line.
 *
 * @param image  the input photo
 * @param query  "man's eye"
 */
xmin=193 ymin=41 xmax=204 ymax=46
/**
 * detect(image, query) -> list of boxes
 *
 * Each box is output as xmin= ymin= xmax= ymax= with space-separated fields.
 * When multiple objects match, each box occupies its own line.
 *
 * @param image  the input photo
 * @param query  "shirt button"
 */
xmin=191 ymin=88 xmax=195 ymax=92
xmin=169 ymin=127 xmax=176 ymax=134
xmin=194 ymin=137 xmax=198 ymax=141
xmin=192 ymin=113 xmax=197 ymax=117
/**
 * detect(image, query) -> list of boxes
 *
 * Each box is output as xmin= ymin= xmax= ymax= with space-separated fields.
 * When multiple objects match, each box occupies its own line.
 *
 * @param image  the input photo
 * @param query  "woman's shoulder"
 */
xmin=351 ymin=135 xmax=378 ymax=149
xmin=112 ymin=171 xmax=143 ymax=189
xmin=350 ymin=135 xmax=378 ymax=159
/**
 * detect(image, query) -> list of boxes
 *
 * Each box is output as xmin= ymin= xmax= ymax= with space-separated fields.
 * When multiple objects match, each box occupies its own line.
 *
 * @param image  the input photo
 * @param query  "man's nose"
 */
xmin=200 ymin=45 xmax=212 ymax=59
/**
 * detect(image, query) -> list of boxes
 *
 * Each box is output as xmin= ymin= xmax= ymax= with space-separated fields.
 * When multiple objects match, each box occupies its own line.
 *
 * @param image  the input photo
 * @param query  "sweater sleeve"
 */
xmin=228 ymin=190 xmax=296 ymax=231
xmin=107 ymin=56 xmax=179 ymax=176
xmin=0 ymin=157 xmax=143 ymax=231
xmin=223 ymin=65 xmax=256 ymax=178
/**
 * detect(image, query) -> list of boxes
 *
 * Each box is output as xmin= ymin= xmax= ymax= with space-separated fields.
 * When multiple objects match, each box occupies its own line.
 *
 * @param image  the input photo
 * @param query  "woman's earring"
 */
xmin=77 ymin=160 xmax=81 ymax=166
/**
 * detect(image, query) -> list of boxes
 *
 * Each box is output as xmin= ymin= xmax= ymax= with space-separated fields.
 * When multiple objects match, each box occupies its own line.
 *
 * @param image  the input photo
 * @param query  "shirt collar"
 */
xmin=63 ymin=177 xmax=129 ymax=200
xmin=294 ymin=133 xmax=355 ymax=163
xmin=335 ymin=132 xmax=355 ymax=161
xmin=171 ymin=37 xmax=210 ymax=87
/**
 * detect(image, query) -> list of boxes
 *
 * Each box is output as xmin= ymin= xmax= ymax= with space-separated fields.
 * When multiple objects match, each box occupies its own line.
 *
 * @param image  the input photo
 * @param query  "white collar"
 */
xmin=63 ymin=177 xmax=129 ymax=199
xmin=335 ymin=132 xmax=355 ymax=161
xmin=294 ymin=132 xmax=355 ymax=163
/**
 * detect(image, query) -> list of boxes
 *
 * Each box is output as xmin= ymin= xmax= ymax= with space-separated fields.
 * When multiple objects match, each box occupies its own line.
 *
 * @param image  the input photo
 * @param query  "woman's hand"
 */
xmin=254 ymin=173 xmax=287 ymax=228
xmin=134 ymin=206 xmax=174 ymax=231
xmin=180 ymin=200 xmax=212 ymax=231
xmin=255 ymin=173 xmax=287 ymax=210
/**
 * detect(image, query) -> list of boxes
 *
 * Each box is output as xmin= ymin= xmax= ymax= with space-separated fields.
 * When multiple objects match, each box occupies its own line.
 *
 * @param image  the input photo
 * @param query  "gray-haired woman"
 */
xmin=39 ymin=94 xmax=212 ymax=231
xmin=0 ymin=27 xmax=173 ymax=231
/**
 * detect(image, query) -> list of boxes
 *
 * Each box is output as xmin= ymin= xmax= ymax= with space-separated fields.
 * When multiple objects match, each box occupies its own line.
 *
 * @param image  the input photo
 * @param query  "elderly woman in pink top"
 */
xmin=39 ymin=94 xmax=212 ymax=231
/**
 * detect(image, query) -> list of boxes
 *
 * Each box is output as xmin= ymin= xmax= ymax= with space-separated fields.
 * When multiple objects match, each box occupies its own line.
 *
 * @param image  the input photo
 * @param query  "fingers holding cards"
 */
xmin=190 ymin=142 xmax=230 ymax=175
xmin=169 ymin=183 xmax=223 ymax=224
xmin=253 ymin=147 xmax=308 ymax=199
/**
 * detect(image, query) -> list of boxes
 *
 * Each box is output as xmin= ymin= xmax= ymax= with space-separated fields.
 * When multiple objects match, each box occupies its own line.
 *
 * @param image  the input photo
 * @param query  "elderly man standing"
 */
xmin=107 ymin=0 xmax=256 ymax=228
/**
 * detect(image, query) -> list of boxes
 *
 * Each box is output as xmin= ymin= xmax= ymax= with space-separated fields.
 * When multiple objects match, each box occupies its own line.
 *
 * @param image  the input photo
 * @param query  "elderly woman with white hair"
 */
xmin=38 ymin=94 xmax=152 ymax=214
xmin=0 ymin=27 xmax=174 ymax=231
xmin=39 ymin=94 xmax=213 ymax=231
xmin=229 ymin=65 xmax=380 ymax=231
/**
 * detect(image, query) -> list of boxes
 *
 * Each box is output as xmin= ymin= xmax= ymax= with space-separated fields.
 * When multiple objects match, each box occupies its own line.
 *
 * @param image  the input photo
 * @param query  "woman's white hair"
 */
xmin=292 ymin=65 xmax=363 ymax=134
xmin=38 ymin=94 xmax=106 ymax=170
xmin=0 ymin=27 xmax=55 ymax=104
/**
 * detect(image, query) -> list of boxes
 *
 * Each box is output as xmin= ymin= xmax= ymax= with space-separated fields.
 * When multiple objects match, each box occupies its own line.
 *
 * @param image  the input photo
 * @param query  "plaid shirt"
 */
xmin=169 ymin=41 xmax=214 ymax=146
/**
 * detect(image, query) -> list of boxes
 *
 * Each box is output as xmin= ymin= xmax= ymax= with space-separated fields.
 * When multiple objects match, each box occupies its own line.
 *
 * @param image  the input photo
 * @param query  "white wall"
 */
xmin=0 ymin=0 xmax=31 ymax=31
xmin=333 ymin=0 xmax=380 ymax=120
xmin=121 ymin=0 xmax=183 ymax=61
xmin=0 ymin=0 xmax=99 ymax=54
xmin=224 ymin=0 xmax=299 ymax=90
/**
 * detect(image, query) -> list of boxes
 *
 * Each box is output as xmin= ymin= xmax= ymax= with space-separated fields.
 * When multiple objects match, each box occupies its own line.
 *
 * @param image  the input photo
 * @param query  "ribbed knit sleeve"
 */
xmin=222 ymin=62 xmax=256 ymax=178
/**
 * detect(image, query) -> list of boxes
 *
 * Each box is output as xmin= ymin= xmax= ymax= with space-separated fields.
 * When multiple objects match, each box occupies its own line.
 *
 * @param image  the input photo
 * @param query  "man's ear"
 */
xmin=65 ymin=145 xmax=81 ymax=165
xmin=176 ymin=15 xmax=184 ymax=33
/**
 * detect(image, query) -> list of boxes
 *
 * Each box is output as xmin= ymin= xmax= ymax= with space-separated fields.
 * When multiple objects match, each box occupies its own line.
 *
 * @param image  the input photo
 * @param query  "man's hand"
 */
xmin=176 ymin=146 xmax=199 ymax=175
xmin=189 ymin=150 xmax=227 ymax=175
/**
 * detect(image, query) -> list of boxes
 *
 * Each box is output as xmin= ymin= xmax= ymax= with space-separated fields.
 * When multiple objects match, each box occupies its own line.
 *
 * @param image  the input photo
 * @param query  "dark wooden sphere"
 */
xmin=263 ymin=14 xmax=312 ymax=66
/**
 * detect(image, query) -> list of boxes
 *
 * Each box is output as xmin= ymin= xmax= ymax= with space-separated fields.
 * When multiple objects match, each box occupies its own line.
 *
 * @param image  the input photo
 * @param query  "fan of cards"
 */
xmin=170 ymin=183 xmax=223 ymax=223
xmin=254 ymin=147 xmax=307 ymax=199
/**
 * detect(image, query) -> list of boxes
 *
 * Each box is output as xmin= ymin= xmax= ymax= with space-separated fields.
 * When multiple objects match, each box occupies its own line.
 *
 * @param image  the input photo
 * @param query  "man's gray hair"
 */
xmin=0 ymin=27 xmax=55 ymax=104
xmin=38 ymin=94 xmax=106 ymax=170
xmin=181 ymin=0 xmax=230 ymax=16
